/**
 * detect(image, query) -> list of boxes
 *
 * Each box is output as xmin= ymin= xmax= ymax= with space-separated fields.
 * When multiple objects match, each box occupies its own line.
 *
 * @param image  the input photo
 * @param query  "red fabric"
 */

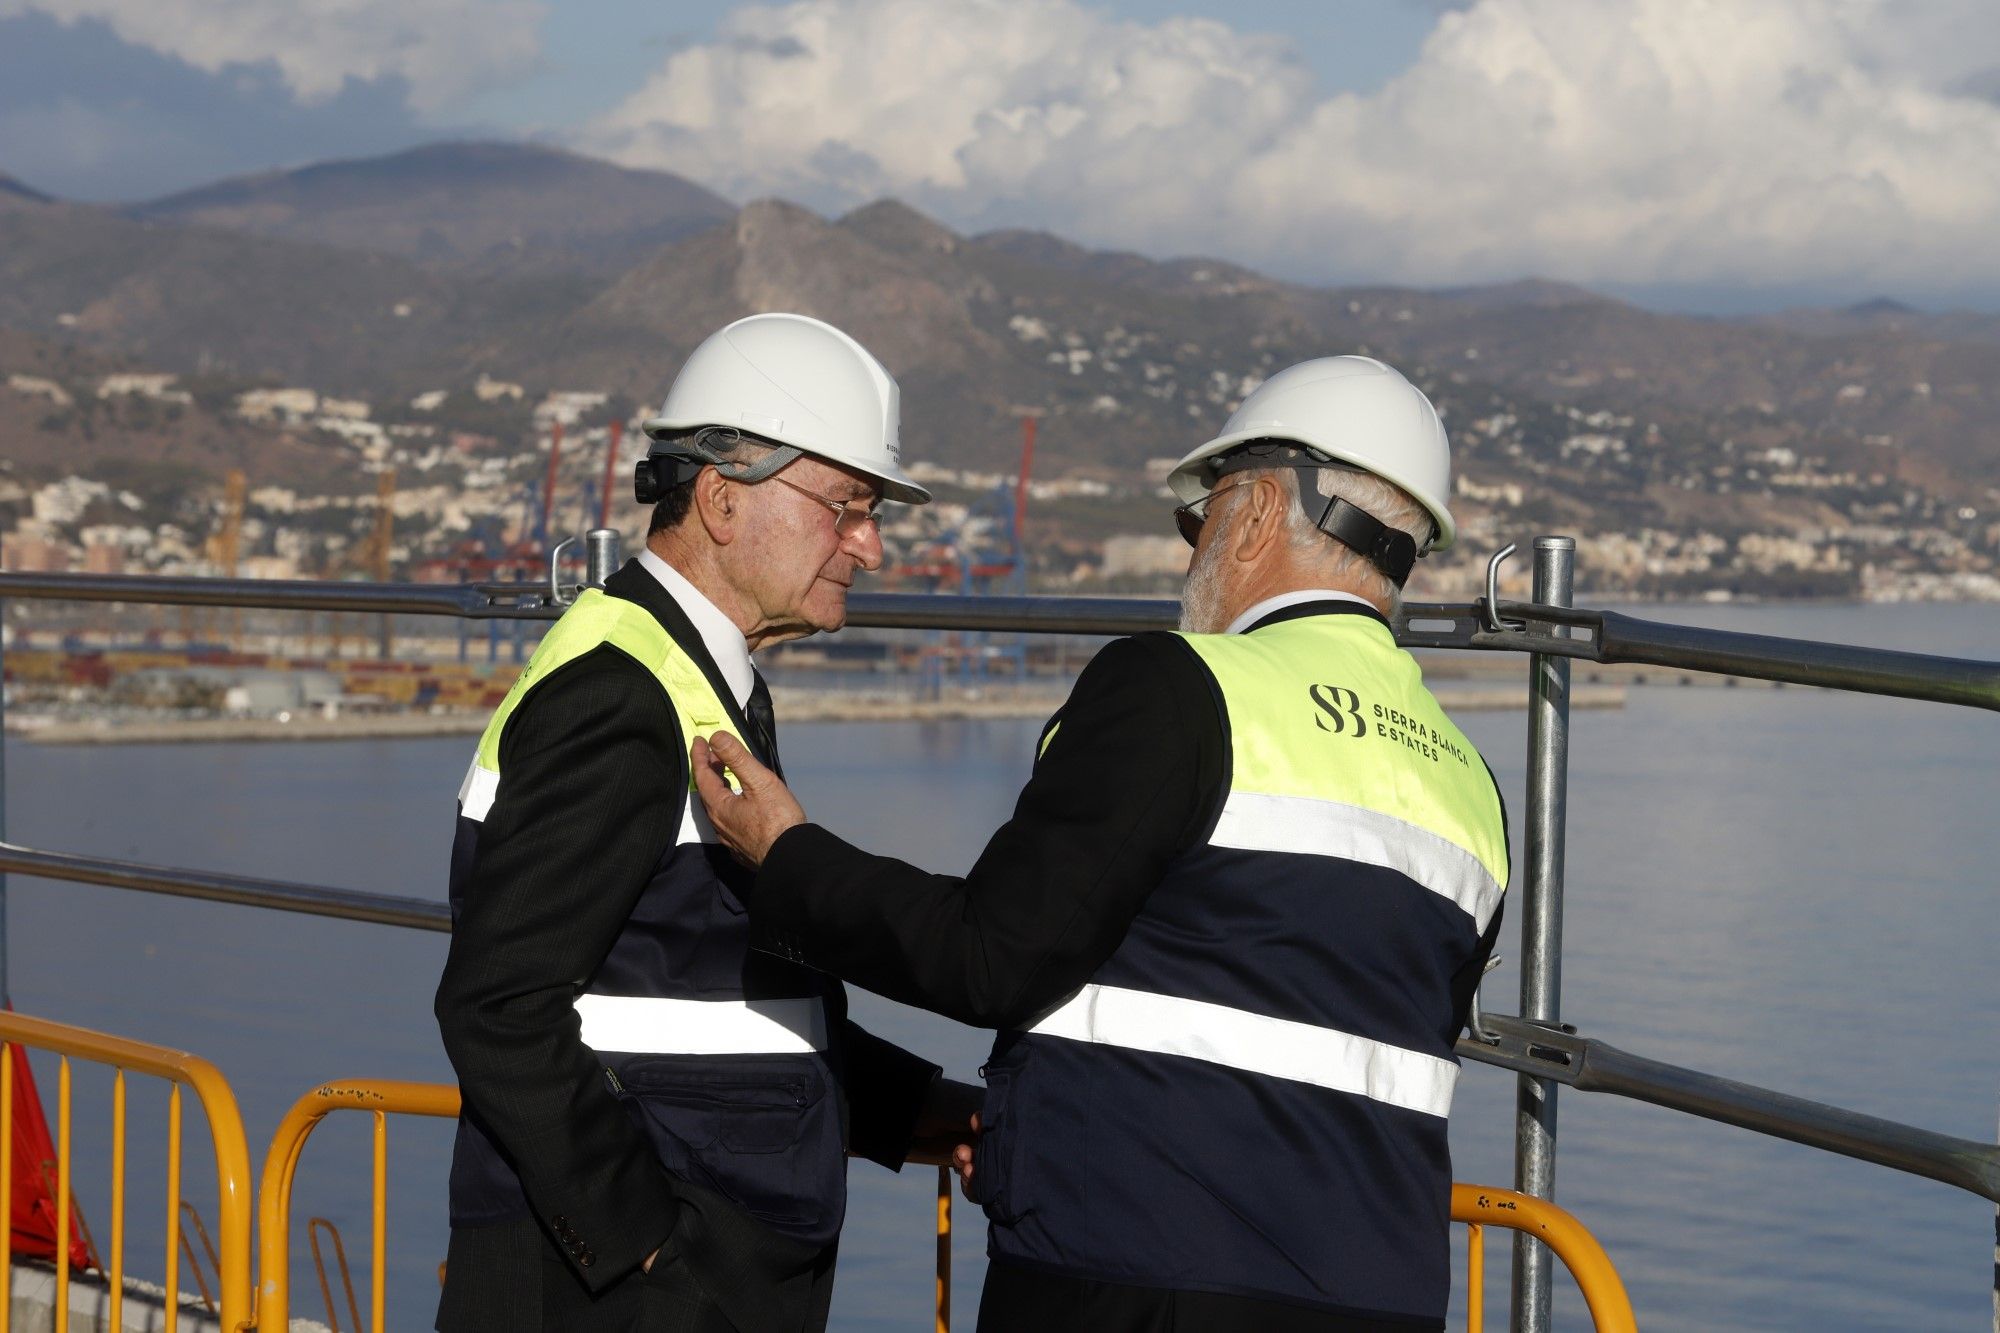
xmin=9 ymin=1043 xmax=93 ymax=1269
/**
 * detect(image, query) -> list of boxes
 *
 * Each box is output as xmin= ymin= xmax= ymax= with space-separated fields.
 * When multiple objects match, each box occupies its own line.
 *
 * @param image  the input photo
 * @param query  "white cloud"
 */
xmin=2 ymin=0 xmax=544 ymax=109
xmin=578 ymin=0 xmax=2000 ymax=296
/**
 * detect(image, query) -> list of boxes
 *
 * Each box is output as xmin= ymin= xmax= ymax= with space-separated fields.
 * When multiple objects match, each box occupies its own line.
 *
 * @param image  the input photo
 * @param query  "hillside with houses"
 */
xmin=2 ymin=143 xmax=1996 ymax=603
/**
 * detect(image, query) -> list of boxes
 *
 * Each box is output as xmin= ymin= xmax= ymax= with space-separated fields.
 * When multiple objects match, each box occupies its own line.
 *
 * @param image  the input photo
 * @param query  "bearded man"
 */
xmin=695 ymin=356 xmax=1509 ymax=1333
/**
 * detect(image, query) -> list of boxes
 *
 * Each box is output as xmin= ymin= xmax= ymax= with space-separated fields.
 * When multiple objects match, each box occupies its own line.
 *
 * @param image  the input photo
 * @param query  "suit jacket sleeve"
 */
xmin=839 ymin=1015 xmax=942 ymax=1171
xmin=752 ymin=633 xmax=1224 ymax=1029
xmin=434 ymin=649 xmax=685 ymax=1287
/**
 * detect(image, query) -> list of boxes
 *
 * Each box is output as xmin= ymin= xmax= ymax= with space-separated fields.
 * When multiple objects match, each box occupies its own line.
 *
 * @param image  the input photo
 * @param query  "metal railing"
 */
xmin=253 ymin=1079 xmax=959 ymax=1333
xmin=2 ymin=566 xmax=1995 ymax=708
xmin=0 ymin=1010 xmax=254 ymax=1333
xmin=0 ymin=842 xmax=451 ymax=934
xmin=4 ymin=550 xmax=2000 ymax=1330
xmin=1461 ymin=1013 xmax=2000 ymax=1201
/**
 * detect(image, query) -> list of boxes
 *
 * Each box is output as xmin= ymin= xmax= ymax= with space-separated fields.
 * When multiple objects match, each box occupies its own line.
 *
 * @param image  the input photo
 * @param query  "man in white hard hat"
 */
xmin=435 ymin=313 xmax=977 ymax=1333
xmin=694 ymin=356 xmax=1511 ymax=1332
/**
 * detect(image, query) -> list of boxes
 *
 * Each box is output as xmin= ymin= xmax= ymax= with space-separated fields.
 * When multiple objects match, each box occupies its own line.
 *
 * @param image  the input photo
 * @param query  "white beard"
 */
xmin=1177 ymin=531 xmax=1231 ymax=634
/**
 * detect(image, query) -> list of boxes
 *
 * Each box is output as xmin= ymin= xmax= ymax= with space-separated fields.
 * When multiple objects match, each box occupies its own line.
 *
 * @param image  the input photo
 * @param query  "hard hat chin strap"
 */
xmin=1311 ymin=494 xmax=1418 ymax=590
xmin=655 ymin=428 xmax=802 ymax=486
xmin=1210 ymin=444 xmax=1420 ymax=588
xmin=635 ymin=427 xmax=804 ymax=503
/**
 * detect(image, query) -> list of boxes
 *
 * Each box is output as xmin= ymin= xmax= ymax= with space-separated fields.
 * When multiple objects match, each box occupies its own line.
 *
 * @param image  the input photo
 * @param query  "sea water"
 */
xmin=2 ymin=601 xmax=1995 ymax=1330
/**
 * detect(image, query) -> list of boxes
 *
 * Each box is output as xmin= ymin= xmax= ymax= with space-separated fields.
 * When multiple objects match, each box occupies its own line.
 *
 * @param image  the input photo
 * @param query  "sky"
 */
xmin=5 ymin=0 xmax=2000 ymax=313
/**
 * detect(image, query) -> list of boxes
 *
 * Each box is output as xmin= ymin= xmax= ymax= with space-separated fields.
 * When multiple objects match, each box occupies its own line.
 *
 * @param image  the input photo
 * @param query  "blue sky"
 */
xmin=0 ymin=1 xmax=1438 ymax=203
xmin=5 ymin=0 xmax=2000 ymax=311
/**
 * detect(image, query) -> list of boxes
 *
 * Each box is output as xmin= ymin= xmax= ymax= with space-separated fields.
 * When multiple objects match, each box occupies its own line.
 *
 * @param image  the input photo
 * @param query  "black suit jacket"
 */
xmin=434 ymin=560 xmax=937 ymax=1331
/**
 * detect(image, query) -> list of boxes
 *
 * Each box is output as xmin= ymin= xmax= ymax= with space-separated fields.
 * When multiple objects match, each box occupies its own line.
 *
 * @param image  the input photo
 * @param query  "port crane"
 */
xmin=892 ymin=417 xmax=1036 ymax=688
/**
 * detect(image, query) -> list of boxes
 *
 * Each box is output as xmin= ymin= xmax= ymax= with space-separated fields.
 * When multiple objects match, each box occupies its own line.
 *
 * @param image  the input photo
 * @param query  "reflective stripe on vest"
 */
xmin=574 ymin=995 xmax=829 ymax=1055
xmin=1026 ymin=982 xmax=1456 ymax=1117
xmin=1211 ymin=792 xmax=1502 ymax=931
xmin=458 ymin=760 xmax=500 ymax=822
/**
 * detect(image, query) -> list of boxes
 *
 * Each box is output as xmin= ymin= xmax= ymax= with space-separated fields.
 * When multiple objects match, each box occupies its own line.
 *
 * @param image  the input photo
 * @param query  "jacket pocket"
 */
xmin=612 ymin=1056 xmax=844 ymax=1235
xmin=616 ymin=1057 xmax=819 ymax=1153
xmin=971 ymin=1061 xmax=1030 ymax=1226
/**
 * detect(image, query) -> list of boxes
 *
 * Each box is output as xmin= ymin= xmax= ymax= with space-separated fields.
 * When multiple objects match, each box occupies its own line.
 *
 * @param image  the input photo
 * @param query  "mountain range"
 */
xmin=2 ymin=140 xmax=1995 ymax=593
xmin=131 ymin=142 xmax=734 ymax=278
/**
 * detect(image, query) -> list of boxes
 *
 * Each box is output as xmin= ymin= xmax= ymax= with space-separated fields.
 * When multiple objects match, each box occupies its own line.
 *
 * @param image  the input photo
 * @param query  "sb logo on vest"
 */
xmin=1309 ymin=682 xmax=1368 ymax=737
xmin=1311 ymin=683 xmax=1466 ymax=766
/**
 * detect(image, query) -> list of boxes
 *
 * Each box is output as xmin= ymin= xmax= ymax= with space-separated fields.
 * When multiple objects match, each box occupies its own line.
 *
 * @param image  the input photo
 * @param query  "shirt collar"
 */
xmin=636 ymin=548 xmax=756 ymax=709
xmin=1224 ymin=588 xmax=1375 ymax=636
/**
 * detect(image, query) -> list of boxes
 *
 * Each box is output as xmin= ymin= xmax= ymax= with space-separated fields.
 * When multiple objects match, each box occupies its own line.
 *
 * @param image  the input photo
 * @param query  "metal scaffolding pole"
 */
xmin=1512 ymin=536 xmax=1574 ymax=1333
xmin=585 ymin=529 xmax=622 ymax=588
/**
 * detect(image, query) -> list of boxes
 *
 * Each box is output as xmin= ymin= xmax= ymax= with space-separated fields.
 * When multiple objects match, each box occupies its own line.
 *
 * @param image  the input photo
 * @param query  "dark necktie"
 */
xmin=746 ymin=672 xmax=782 ymax=778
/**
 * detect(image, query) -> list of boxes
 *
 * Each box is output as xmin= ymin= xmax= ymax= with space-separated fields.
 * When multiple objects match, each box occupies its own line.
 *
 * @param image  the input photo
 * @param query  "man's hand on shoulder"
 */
xmin=692 ymin=731 xmax=805 ymax=868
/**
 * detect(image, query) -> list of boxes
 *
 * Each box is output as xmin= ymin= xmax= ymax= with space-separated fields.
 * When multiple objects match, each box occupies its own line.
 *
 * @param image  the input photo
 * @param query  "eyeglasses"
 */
xmin=766 ymin=473 xmax=882 ymax=538
xmin=1172 ymin=479 xmax=1255 ymax=547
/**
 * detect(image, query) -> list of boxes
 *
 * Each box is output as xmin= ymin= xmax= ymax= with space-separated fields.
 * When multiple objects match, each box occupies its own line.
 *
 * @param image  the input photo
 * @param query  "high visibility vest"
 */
xmin=445 ymin=589 xmax=849 ymax=1246
xmin=978 ymin=608 xmax=1508 ymax=1321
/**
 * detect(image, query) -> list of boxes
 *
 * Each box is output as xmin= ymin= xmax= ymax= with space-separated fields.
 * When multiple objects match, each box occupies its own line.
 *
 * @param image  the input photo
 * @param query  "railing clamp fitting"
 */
xmin=548 ymin=537 xmax=579 ymax=607
xmin=1478 ymin=543 xmax=1526 ymax=633
xmin=1465 ymin=953 xmax=1506 ymax=1045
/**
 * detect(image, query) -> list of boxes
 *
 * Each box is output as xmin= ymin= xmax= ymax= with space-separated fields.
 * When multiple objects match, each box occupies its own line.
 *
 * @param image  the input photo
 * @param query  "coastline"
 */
xmin=9 ymin=681 xmax=1629 ymax=745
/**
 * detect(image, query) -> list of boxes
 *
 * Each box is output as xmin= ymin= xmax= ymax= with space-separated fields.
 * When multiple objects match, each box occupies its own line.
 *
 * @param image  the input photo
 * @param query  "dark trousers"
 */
xmin=974 ymin=1261 xmax=1443 ymax=1333
xmin=437 ymin=1217 xmax=836 ymax=1333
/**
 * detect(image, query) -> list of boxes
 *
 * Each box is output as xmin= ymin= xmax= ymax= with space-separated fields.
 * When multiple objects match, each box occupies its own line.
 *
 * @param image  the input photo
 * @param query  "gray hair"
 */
xmin=1267 ymin=465 xmax=1434 ymax=611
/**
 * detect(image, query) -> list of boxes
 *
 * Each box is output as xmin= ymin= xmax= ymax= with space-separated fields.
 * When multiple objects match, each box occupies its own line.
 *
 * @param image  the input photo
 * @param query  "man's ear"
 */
xmin=1231 ymin=475 xmax=1286 ymax=564
xmin=691 ymin=467 xmax=738 ymax=546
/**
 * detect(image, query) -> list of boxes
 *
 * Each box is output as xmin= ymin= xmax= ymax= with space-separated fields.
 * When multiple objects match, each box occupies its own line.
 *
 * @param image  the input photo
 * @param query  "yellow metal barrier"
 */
xmin=1452 ymin=1184 xmax=1638 ymax=1333
xmin=256 ymin=1080 xmax=457 ymax=1333
xmin=258 ymin=1079 xmax=959 ymax=1332
xmin=255 ymin=1081 xmax=1633 ymax=1333
xmin=934 ymin=1164 xmax=952 ymax=1333
xmin=0 ymin=1010 xmax=254 ymax=1333
xmin=899 ymin=1140 xmax=956 ymax=1333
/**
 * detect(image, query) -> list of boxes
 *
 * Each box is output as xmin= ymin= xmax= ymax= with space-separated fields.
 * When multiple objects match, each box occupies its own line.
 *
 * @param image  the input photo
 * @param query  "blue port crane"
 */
xmin=892 ymin=418 xmax=1036 ymax=689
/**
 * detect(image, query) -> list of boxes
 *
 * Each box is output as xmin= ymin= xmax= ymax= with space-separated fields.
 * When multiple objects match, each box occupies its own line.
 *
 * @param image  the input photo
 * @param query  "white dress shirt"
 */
xmin=636 ymin=547 xmax=755 ymax=709
xmin=1224 ymin=588 xmax=1375 ymax=636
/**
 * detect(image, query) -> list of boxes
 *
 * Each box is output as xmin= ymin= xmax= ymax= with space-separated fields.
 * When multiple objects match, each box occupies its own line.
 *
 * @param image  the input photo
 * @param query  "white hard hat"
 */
xmin=643 ymin=313 xmax=931 ymax=504
xmin=1166 ymin=356 xmax=1455 ymax=551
